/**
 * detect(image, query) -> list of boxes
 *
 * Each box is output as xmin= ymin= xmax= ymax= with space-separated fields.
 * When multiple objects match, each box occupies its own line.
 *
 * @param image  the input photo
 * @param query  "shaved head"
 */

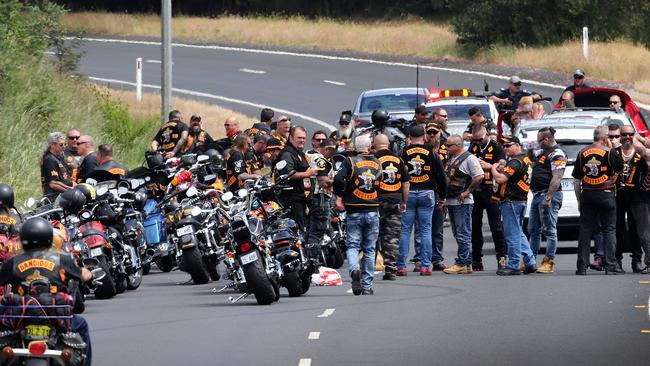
xmin=373 ymin=134 xmax=390 ymax=149
xmin=472 ymin=125 xmax=487 ymax=139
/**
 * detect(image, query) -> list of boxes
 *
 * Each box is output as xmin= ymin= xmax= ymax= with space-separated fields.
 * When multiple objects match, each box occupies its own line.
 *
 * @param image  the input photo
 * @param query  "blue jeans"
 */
xmin=72 ymin=315 xmax=91 ymax=365
xmin=528 ymin=192 xmax=562 ymax=259
xmin=448 ymin=204 xmax=473 ymax=266
xmin=346 ymin=211 xmax=380 ymax=290
xmin=398 ymin=190 xmax=435 ymax=269
xmin=500 ymin=201 xmax=536 ymax=269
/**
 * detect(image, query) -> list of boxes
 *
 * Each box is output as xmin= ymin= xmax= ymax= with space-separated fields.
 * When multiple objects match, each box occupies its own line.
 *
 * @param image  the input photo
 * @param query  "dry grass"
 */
xmin=103 ymin=87 xmax=254 ymax=139
xmin=64 ymin=12 xmax=650 ymax=98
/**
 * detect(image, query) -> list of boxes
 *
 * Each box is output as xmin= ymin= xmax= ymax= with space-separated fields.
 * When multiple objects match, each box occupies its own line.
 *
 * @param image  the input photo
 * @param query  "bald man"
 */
xmin=374 ymin=134 xmax=410 ymax=280
xmin=216 ymin=116 xmax=241 ymax=152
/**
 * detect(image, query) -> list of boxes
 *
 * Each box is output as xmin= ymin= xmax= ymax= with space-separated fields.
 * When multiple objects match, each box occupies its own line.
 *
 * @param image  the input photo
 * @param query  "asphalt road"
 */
xmin=83 ymin=228 xmax=650 ymax=366
xmin=73 ymin=39 xmax=649 ymax=365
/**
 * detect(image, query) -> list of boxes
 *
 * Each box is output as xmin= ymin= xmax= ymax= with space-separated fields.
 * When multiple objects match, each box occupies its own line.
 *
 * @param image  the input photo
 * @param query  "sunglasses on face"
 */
xmin=427 ymin=130 xmax=440 ymax=135
xmin=58 ymin=143 xmax=66 ymax=147
xmin=77 ymin=141 xmax=88 ymax=146
xmin=503 ymin=143 xmax=515 ymax=148
xmin=67 ymin=136 xmax=79 ymax=140
xmin=314 ymin=138 xmax=326 ymax=142
xmin=621 ymin=132 xmax=634 ymax=137
xmin=608 ymin=135 xmax=620 ymax=139
xmin=609 ymin=100 xmax=621 ymax=104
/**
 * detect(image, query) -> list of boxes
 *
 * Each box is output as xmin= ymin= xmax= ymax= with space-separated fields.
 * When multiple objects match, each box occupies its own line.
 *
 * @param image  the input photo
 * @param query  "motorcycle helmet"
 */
xmin=57 ymin=188 xmax=87 ymax=213
xmin=205 ymin=149 xmax=223 ymax=165
xmin=20 ymin=217 xmax=53 ymax=251
xmin=146 ymin=152 xmax=165 ymax=169
xmin=76 ymin=183 xmax=96 ymax=201
xmin=0 ymin=183 xmax=14 ymax=208
xmin=371 ymin=110 xmax=390 ymax=129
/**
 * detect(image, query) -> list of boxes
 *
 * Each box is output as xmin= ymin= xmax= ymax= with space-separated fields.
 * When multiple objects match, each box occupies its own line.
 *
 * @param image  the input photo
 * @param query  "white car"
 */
xmin=351 ymin=87 xmax=429 ymax=125
xmin=519 ymin=109 xmax=637 ymax=235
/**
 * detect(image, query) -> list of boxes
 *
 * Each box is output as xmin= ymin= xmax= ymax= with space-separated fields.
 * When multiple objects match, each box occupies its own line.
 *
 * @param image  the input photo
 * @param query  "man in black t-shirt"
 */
xmin=491 ymin=136 xmax=536 ymax=275
xmin=463 ymin=106 xmax=497 ymax=141
xmin=41 ymin=132 xmax=75 ymax=201
xmin=226 ymin=134 xmax=261 ymax=192
xmin=151 ymin=110 xmax=189 ymax=159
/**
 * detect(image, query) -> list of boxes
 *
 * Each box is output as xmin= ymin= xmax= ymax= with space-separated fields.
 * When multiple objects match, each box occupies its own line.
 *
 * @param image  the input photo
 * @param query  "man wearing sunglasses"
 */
xmin=76 ymin=136 xmax=98 ymax=183
xmin=41 ymin=132 xmax=75 ymax=201
xmin=432 ymin=108 xmax=450 ymax=139
xmin=491 ymin=136 xmax=536 ymax=275
xmin=425 ymin=122 xmax=448 ymax=270
xmin=307 ymin=130 xmax=328 ymax=154
xmin=563 ymin=69 xmax=592 ymax=93
xmin=489 ymin=76 xmax=540 ymax=111
xmin=64 ymin=129 xmax=83 ymax=182
xmin=468 ymin=126 xmax=508 ymax=271
xmin=573 ymin=125 xmax=624 ymax=275
xmin=613 ymin=124 xmax=650 ymax=273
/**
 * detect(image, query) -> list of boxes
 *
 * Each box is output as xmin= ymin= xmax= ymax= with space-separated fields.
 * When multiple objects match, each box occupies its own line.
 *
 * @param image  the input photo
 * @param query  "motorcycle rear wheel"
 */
xmin=183 ymin=247 xmax=210 ymax=284
xmin=284 ymin=271 xmax=303 ymax=297
xmin=156 ymin=255 xmax=174 ymax=272
xmin=93 ymin=258 xmax=117 ymax=300
xmin=208 ymin=262 xmax=221 ymax=281
xmin=115 ymin=275 xmax=127 ymax=294
xmin=242 ymin=257 xmax=276 ymax=305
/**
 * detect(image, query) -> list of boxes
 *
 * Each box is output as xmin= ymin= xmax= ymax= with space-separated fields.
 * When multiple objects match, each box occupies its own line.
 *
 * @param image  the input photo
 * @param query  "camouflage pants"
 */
xmin=378 ymin=202 xmax=403 ymax=274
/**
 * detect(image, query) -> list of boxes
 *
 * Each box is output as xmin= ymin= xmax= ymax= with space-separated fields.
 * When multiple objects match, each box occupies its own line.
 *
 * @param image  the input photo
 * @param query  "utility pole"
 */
xmin=161 ymin=0 xmax=172 ymax=119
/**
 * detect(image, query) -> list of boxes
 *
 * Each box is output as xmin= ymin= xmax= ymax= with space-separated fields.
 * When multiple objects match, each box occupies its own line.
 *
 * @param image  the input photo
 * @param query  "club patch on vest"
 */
xmin=18 ymin=259 xmax=56 ymax=272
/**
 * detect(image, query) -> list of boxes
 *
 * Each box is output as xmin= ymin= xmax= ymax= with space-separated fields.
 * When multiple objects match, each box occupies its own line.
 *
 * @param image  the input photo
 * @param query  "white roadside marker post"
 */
xmin=136 ymin=57 xmax=143 ymax=103
xmin=583 ymin=26 xmax=589 ymax=62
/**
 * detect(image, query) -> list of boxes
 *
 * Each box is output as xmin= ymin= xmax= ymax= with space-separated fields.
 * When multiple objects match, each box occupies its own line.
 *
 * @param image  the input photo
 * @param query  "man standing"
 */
xmin=308 ymin=130 xmax=328 ymax=154
xmin=185 ymin=115 xmax=215 ymax=154
xmin=491 ymin=136 xmax=537 ymax=275
xmin=374 ymin=134 xmax=409 ymax=280
xmin=76 ymin=135 xmax=98 ymax=183
xmin=304 ymin=138 xmax=337 ymax=264
xmin=331 ymin=113 xmax=355 ymax=152
xmin=614 ymin=125 xmax=650 ymax=273
xmin=95 ymin=144 xmax=129 ymax=178
xmin=396 ymin=125 xmax=447 ymax=276
xmin=432 ymin=108 xmax=450 ymax=139
xmin=463 ymin=107 xmax=497 ymax=141
xmin=573 ymin=126 xmax=624 ymax=275
xmin=63 ymin=129 xmax=84 ymax=183
xmin=41 ymin=132 xmax=75 ymax=201
xmin=426 ymin=122 xmax=448 ymax=270
xmin=226 ymin=134 xmax=260 ymax=191
xmin=489 ymin=76 xmax=540 ymax=111
xmin=528 ymin=127 xmax=567 ymax=273
xmin=563 ymin=69 xmax=592 ymax=92
xmin=469 ymin=126 xmax=508 ymax=271
xmin=277 ymin=126 xmax=317 ymax=231
xmin=443 ymin=135 xmax=484 ymax=274
xmin=151 ymin=110 xmax=189 ymax=159
xmin=248 ymin=108 xmax=274 ymax=135
xmin=412 ymin=105 xmax=430 ymax=125
xmin=333 ymin=134 xmax=382 ymax=295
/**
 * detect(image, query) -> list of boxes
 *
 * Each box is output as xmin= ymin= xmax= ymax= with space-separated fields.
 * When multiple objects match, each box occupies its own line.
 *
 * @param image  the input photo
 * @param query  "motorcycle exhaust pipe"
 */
xmin=146 ymin=248 xmax=155 ymax=257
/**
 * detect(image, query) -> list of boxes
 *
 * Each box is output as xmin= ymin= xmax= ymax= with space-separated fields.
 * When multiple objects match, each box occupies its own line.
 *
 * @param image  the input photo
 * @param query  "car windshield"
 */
xmin=359 ymin=93 xmax=424 ymax=113
xmin=427 ymin=104 xmax=491 ymax=120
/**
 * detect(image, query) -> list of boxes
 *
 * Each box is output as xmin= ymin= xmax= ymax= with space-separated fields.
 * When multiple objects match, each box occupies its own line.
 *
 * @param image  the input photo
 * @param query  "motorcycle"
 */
xmin=320 ymin=208 xmax=346 ymax=269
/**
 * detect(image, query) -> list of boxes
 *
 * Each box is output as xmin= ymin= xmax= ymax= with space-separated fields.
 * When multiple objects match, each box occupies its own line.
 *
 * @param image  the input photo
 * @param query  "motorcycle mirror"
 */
xmin=197 ymin=155 xmax=209 ymax=163
xmin=237 ymin=188 xmax=248 ymax=198
xmin=85 ymin=178 xmax=97 ymax=186
xmin=276 ymin=160 xmax=288 ymax=170
xmin=25 ymin=197 xmax=36 ymax=208
xmin=191 ymin=206 xmax=202 ymax=217
xmin=186 ymin=186 xmax=199 ymax=197
xmin=96 ymin=186 xmax=109 ymax=196
xmin=221 ymin=191 xmax=234 ymax=202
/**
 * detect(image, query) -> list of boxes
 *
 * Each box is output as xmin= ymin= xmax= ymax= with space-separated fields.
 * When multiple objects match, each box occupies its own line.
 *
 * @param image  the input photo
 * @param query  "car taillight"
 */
xmin=239 ymin=242 xmax=251 ymax=253
xmin=28 ymin=342 xmax=47 ymax=355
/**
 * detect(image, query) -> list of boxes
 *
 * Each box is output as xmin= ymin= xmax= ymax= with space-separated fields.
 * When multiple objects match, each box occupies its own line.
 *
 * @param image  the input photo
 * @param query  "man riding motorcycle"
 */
xmin=0 ymin=217 xmax=94 ymax=364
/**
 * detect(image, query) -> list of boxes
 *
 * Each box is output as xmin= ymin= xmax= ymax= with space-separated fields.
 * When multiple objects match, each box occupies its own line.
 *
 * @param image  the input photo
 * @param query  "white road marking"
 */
xmin=308 ymin=332 xmax=320 ymax=340
xmin=87 ymin=76 xmax=335 ymax=131
xmin=74 ymin=37 xmax=650 ymax=110
xmin=240 ymin=68 xmax=266 ymax=74
xmin=145 ymin=59 xmax=162 ymax=64
xmin=317 ymin=308 xmax=335 ymax=318
xmin=298 ymin=359 xmax=312 ymax=366
xmin=323 ymin=80 xmax=345 ymax=86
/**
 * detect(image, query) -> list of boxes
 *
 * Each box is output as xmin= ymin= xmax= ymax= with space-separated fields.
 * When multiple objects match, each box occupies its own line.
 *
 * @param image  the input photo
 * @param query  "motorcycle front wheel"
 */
xmin=183 ymin=247 xmax=210 ymax=284
xmin=127 ymin=267 xmax=144 ymax=290
xmin=93 ymin=258 xmax=117 ymax=300
xmin=283 ymin=271 xmax=303 ymax=297
xmin=155 ymin=255 xmax=174 ymax=272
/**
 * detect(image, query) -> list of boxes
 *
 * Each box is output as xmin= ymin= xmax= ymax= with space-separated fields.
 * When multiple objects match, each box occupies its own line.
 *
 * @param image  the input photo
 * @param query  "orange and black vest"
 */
xmin=438 ymin=144 xmax=449 ymax=166
xmin=576 ymin=144 xmax=617 ymax=190
xmin=494 ymin=154 xmax=532 ymax=202
xmin=402 ymin=144 xmax=435 ymax=190
xmin=343 ymin=154 xmax=381 ymax=208
xmin=470 ymin=139 xmax=504 ymax=190
xmin=617 ymin=148 xmax=644 ymax=191
xmin=376 ymin=150 xmax=404 ymax=201
xmin=446 ymin=151 xmax=473 ymax=199
xmin=226 ymin=150 xmax=249 ymax=191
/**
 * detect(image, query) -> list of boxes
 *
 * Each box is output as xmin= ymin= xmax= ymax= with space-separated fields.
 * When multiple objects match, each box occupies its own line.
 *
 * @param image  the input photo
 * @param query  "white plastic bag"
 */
xmin=311 ymin=266 xmax=342 ymax=286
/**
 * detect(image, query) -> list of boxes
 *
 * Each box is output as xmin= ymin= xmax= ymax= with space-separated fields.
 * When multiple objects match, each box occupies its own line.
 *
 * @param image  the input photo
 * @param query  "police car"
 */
xmin=424 ymin=89 xmax=499 ymax=147
xmin=351 ymin=87 xmax=430 ymax=125
xmin=519 ymin=109 xmax=638 ymax=237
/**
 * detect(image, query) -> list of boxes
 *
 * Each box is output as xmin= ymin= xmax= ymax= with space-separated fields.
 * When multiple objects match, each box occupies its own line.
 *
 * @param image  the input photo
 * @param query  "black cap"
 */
xmin=265 ymin=138 xmax=283 ymax=150
xmin=500 ymin=135 xmax=521 ymax=145
xmin=190 ymin=114 xmax=201 ymax=122
xmin=409 ymin=124 xmax=425 ymax=138
xmin=339 ymin=113 xmax=352 ymax=125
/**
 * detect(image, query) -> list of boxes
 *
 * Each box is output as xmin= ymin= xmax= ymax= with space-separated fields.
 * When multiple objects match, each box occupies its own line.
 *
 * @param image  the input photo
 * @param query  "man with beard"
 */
xmin=263 ymin=138 xmax=284 ymax=172
xmin=41 ymin=132 xmax=75 ymax=201
xmin=613 ymin=125 xmax=650 ymax=273
xmin=425 ymin=122 xmax=448 ymax=270
xmin=331 ymin=112 xmax=355 ymax=153
xmin=184 ymin=115 xmax=215 ymax=154
xmin=246 ymin=134 xmax=268 ymax=174
xmin=307 ymin=130 xmax=328 ymax=154
xmin=277 ymin=126 xmax=317 ymax=231
xmin=63 ymin=129 xmax=83 ymax=183
xmin=432 ymin=108 xmax=450 ymax=140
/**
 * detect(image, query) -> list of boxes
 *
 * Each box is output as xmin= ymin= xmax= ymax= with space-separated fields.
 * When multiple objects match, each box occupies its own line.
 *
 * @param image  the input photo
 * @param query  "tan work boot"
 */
xmin=536 ymin=256 xmax=555 ymax=273
xmin=519 ymin=262 xmax=526 ymax=272
xmin=443 ymin=264 xmax=470 ymax=274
